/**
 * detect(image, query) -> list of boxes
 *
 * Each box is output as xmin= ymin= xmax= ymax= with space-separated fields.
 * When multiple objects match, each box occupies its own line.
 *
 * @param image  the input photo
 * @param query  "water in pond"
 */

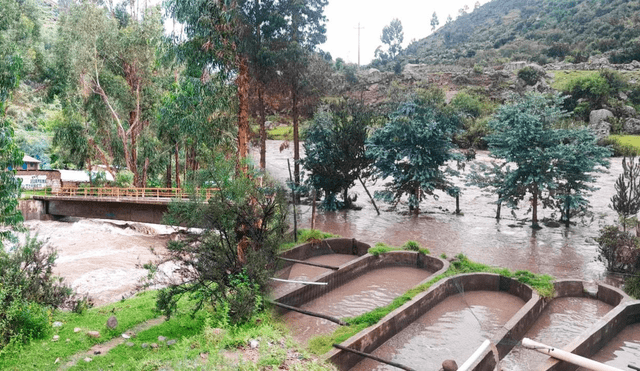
xmin=576 ymin=322 xmax=640 ymax=371
xmin=351 ymin=291 xmax=525 ymax=371
xmin=282 ymin=265 xmax=432 ymax=344
xmin=271 ymin=254 xmax=359 ymax=297
xmin=500 ymin=297 xmax=613 ymax=371
xmin=255 ymin=141 xmax=622 ymax=284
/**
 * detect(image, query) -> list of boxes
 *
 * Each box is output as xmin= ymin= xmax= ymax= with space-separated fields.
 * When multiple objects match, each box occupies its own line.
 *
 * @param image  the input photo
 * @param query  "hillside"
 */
xmin=394 ymin=0 xmax=640 ymax=67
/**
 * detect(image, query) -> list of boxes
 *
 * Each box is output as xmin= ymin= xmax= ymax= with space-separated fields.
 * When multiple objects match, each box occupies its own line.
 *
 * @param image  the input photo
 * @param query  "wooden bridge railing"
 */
xmin=47 ymin=187 xmax=218 ymax=201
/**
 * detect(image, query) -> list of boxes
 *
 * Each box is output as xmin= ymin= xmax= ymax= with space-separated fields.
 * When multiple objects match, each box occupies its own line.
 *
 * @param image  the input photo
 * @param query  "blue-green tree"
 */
xmin=487 ymin=93 xmax=609 ymax=227
xmin=368 ymin=98 xmax=462 ymax=213
xmin=302 ymin=102 xmax=374 ymax=210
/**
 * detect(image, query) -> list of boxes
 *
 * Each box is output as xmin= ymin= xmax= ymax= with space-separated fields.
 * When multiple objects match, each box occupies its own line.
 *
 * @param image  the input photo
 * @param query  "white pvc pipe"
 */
xmin=521 ymin=338 xmax=624 ymax=371
xmin=458 ymin=339 xmax=492 ymax=371
xmin=269 ymin=277 xmax=328 ymax=285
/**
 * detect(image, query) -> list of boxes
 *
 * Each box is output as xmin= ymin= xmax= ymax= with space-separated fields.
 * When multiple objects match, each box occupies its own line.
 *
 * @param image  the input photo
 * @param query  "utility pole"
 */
xmin=355 ymin=22 xmax=364 ymax=68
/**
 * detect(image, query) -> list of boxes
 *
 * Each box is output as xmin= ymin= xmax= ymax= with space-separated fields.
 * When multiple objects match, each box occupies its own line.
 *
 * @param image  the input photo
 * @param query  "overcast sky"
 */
xmin=321 ymin=0 xmax=491 ymax=65
xmin=157 ymin=0 xmax=492 ymax=65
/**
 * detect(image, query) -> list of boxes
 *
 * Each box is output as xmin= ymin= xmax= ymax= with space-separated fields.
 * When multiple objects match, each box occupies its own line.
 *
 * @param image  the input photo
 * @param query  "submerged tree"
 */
xmin=368 ymin=97 xmax=462 ymax=213
xmin=487 ymin=93 xmax=609 ymax=227
xmin=466 ymin=161 xmax=511 ymax=220
xmin=302 ymin=102 xmax=374 ymax=210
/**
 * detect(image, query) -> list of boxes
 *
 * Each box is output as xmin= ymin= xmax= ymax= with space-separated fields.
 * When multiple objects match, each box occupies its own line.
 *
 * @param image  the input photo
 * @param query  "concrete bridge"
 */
xmin=19 ymin=187 xmax=216 ymax=225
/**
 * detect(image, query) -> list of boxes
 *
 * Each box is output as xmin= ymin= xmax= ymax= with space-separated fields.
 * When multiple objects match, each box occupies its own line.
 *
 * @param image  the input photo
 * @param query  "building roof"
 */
xmin=23 ymin=155 xmax=41 ymax=163
xmin=58 ymin=170 xmax=115 ymax=182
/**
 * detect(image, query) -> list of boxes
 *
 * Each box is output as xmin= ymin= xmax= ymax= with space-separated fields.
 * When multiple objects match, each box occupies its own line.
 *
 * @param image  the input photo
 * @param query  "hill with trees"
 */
xmin=376 ymin=0 xmax=640 ymax=69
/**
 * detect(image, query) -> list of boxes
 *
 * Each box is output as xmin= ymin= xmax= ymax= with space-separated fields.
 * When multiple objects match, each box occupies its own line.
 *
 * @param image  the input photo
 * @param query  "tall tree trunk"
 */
xmin=166 ymin=153 xmax=172 ymax=188
xmin=258 ymin=85 xmax=267 ymax=170
xmin=175 ymin=142 xmax=181 ymax=189
xmin=532 ymin=184 xmax=539 ymax=227
xmin=496 ymin=194 xmax=502 ymax=220
xmin=292 ymin=82 xmax=300 ymax=195
xmin=130 ymin=110 xmax=140 ymax=187
xmin=236 ymin=56 xmax=250 ymax=169
xmin=142 ymin=157 xmax=149 ymax=188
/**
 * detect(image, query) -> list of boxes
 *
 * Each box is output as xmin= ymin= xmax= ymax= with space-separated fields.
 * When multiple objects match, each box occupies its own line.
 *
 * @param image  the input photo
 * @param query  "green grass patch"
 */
xmin=550 ymin=70 xmax=599 ymax=91
xmin=0 ymin=291 xmax=160 ymax=370
xmin=368 ymin=241 xmax=430 ymax=257
xmin=267 ymin=126 xmax=294 ymax=140
xmin=608 ymin=135 xmax=640 ymax=156
xmin=307 ymin=254 xmax=554 ymax=355
xmin=278 ymin=229 xmax=340 ymax=252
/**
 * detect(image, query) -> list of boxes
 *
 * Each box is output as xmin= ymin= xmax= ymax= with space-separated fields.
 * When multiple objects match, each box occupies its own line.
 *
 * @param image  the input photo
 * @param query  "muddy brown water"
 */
xmin=350 ymin=291 xmax=525 ymax=371
xmin=255 ymin=140 xmax=623 ymax=284
xmin=500 ymin=297 xmax=613 ymax=371
xmin=576 ymin=322 xmax=640 ymax=370
xmin=281 ymin=265 xmax=433 ymax=345
xmin=271 ymin=254 xmax=359 ymax=297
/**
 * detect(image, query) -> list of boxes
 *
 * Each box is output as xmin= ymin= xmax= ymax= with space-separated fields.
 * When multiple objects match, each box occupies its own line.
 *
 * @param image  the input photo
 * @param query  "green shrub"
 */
xmin=624 ymin=274 xmax=640 ymax=299
xmin=0 ymin=236 xmax=76 ymax=348
xmin=600 ymin=137 xmax=640 ymax=157
xmin=596 ymin=225 xmax=640 ymax=274
xmin=0 ymin=296 xmax=51 ymax=346
xmin=115 ymin=170 xmax=134 ymax=188
xmin=517 ymin=66 xmax=541 ymax=86
xmin=368 ymin=243 xmax=393 ymax=256
xmin=402 ymin=240 xmax=421 ymax=251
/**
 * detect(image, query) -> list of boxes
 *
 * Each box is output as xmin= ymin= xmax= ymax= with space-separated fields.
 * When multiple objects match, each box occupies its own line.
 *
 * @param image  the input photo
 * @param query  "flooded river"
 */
xmin=255 ymin=140 xmax=623 ymax=283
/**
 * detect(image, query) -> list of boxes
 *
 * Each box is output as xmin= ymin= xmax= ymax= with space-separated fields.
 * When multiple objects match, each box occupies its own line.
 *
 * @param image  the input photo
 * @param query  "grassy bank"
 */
xmin=0 ymin=230 xmax=554 ymax=370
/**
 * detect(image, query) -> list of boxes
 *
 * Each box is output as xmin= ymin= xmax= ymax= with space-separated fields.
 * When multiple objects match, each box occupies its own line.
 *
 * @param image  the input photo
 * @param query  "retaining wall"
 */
xmin=275 ymin=251 xmax=447 ymax=307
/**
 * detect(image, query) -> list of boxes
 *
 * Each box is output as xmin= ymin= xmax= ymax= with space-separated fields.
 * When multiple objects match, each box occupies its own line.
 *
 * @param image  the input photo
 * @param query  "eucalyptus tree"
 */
xmin=278 ymin=0 xmax=329 ymax=188
xmin=0 ymin=0 xmax=33 ymax=247
xmin=381 ymin=18 xmax=404 ymax=59
xmin=166 ymin=0 xmax=287 ymax=170
xmin=54 ymin=3 xmax=165 ymax=186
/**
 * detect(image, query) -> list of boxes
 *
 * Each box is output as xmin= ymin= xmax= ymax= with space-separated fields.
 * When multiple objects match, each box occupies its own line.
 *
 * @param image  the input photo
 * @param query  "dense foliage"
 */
xmin=368 ymin=96 xmax=462 ymax=212
xmin=157 ymin=157 xmax=288 ymax=323
xmin=302 ymin=102 xmax=374 ymax=210
xmin=487 ymin=93 xmax=610 ymax=227
xmin=383 ymin=0 xmax=640 ymax=67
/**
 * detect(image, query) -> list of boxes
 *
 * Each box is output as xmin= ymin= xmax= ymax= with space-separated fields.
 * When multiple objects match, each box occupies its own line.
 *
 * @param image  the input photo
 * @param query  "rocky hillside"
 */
xmin=389 ymin=0 xmax=640 ymax=68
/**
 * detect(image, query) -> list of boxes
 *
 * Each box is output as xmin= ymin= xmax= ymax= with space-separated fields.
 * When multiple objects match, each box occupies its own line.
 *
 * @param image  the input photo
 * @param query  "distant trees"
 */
xmin=53 ymin=3 xmax=166 ymax=185
xmin=381 ymin=18 xmax=404 ymax=59
xmin=487 ymin=93 xmax=610 ymax=227
xmin=430 ymin=12 xmax=439 ymax=32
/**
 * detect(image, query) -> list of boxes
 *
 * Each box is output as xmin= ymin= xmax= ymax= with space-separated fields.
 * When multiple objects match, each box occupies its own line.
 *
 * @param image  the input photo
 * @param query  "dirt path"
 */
xmin=59 ymin=316 xmax=166 ymax=370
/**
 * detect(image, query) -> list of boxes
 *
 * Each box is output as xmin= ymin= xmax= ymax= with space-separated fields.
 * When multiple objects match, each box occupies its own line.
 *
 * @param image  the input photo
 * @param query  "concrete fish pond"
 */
xmin=272 ymin=239 xmax=448 ymax=345
xmin=272 ymin=239 xmax=640 ymax=371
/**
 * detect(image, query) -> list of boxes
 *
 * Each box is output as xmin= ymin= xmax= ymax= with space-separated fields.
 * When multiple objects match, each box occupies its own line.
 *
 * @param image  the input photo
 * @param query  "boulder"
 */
xmin=589 ymin=109 xmax=614 ymax=139
xmin=106 ymin=316 xmax=118 ymax=329
xmin=624 ymin=118 xmax=640 ymax=135
xmin=87 ymin=331 xmax=100 ymax=338
xmin=442 ymin=359 xmax=459 ymax=371
xmin=622 ymin=105 xmax=637 ymax=118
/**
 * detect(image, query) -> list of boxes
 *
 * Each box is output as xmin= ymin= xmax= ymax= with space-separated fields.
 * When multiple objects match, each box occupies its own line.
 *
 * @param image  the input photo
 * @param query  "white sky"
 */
xmin=154 ymin=0 xmax=492 ymax=65
xmin=321 ymin=0 xmax=491 ymax=65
